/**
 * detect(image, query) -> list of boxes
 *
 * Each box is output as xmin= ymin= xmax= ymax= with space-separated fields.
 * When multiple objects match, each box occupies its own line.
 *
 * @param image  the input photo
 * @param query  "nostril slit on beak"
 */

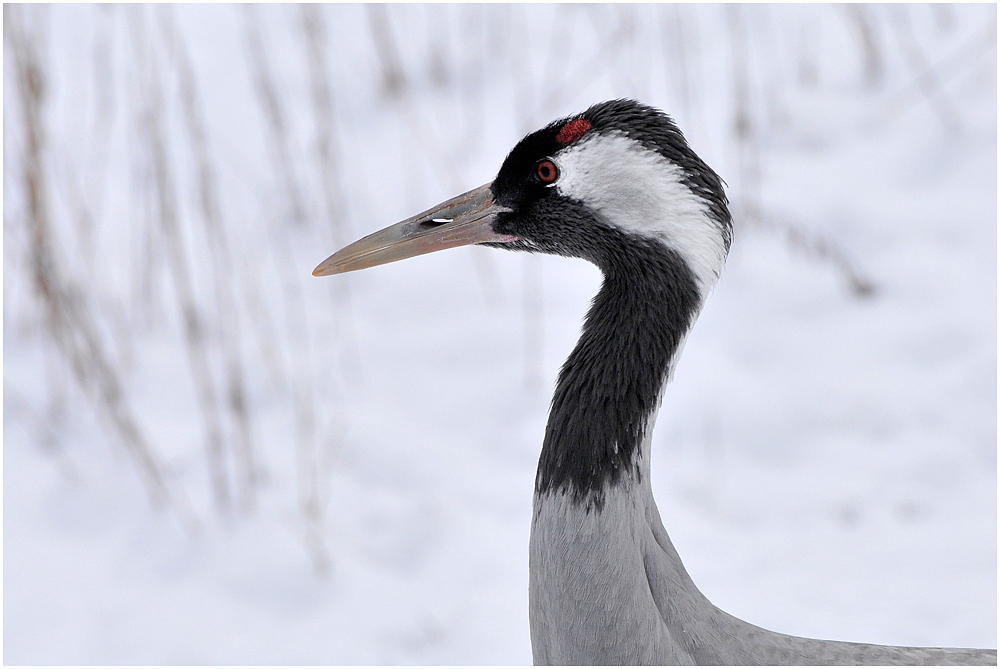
xmin=419 ymin=217 xmax=452 ymax=229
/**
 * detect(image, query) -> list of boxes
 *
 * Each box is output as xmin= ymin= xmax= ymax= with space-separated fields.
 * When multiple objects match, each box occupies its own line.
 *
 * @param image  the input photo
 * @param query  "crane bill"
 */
xmin=312 ymin=182 xmax=517 ymax=276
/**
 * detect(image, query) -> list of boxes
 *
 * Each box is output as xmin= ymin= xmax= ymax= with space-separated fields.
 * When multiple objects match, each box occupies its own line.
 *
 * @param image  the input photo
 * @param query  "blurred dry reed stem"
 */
xmin=129 ymin=6 xmax=232 ymax=512
xmin=302 ymin=4 xmax=362 ymax=385
xmin=301 ymin=5 xmax=348 ymax=252
xmin=886 ymin=5 xmax=963 ymax=134
xmin=877 ymin=16 xmax=997 ymax=129
xmin=367 ymin=4 xmax=407 ymax=100
xmin=660 ymin=6 xmax=699 ymax=138
xmin=244 ymin=4 xmax=330 ymax=574
xmin=160 ymin=6 xmax=260 ymax=513
xmin=243 ymin=4 xmax=308 ymax=227
xmin=764 ymin=212 xmax=877 ymax=298
xmin=4 ymin=384 xmax=80 ymax=483
xmin=844 ymin=4 xmax=884 ymax=88
xmin=538 ymin=5 xmax=633 ymax=120
xmin=727 ymin=4 xmax=761 ymax=221
xmin=727 ymin=5 xmax=876 ymax=299
xmin=5 ymin=4 xmax=198 ymax=530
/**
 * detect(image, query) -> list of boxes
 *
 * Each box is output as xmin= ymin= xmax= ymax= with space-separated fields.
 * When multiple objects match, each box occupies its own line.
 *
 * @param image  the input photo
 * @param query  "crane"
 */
xmin=313 ymin=100 xmax=996 ymax=666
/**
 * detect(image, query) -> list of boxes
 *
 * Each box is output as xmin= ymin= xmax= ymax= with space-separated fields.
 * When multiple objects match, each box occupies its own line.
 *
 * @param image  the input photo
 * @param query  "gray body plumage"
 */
xmin=529 ymin=433 xmax=997 ymax=666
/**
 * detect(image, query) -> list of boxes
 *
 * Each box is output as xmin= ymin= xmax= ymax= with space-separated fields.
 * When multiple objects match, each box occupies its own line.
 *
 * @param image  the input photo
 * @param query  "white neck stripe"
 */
xmin=554 ymin=131 xmax=728 ymax=297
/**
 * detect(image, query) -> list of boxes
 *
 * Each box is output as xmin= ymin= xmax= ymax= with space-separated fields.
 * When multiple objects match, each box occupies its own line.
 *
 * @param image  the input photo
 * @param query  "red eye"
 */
xmin=535 ymin=159 xmax=559 ymax=184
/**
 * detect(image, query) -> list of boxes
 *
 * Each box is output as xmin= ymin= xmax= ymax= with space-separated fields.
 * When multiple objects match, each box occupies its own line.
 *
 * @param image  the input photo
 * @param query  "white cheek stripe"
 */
xmin=554 ymin=132 xmax=727 ymax=297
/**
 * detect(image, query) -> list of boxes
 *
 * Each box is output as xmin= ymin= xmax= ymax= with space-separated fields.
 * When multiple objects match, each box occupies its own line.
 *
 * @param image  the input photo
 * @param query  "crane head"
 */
xmin=314 ymin=99 xmax=731 ymax=297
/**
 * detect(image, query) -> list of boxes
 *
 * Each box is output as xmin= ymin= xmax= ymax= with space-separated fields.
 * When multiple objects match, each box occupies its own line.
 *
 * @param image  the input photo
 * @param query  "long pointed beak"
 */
xmin=313 ymin=182 xmax=516 ymax=276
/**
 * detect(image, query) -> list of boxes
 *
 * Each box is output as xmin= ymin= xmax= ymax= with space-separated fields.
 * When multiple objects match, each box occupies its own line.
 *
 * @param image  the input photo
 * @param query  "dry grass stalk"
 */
xmin=301 ymin=5 xmax=347 ymax=249
xmin=727 ymin=5 xmax=763 ymax=223
xmin=243 ymin=4 xmax=308 ymax=227
xmin=763 ymin=210 xmax=876 ymax=298
xmin=301 ymin=4 xmax=362 ymax=383
xmin=796 ymin=11 xmax=819 ymax=88
xmin=660 ymin=6 xmax=695 ymax=128
xmin=877 ymin=16 xmax=996 ymax=129
xmin=726 ymin=6 xmax=875 ymax=300
xmin=160 ymin=6 xmax=261 ymax=513
xmin=4 ymin=384 xmax=80 ymax=484
xmin=5 ymin=5 xmax=196 ymax=528
xmin=128 ymin=5 xmax=231 ymax=511
xmin=299 ymin=3 xmax=356 ymax=573
xmin=538 ymin=6 xmax=632 ymax=119
xmin=886 ymin=5 xmax=962 ymax=133
xmin=243 ymin=6 xmax=330 ymax=572
xmin=366 ymin=4 xmax=407 ymax=100
xmin=844 ymin=4 xmax=884 ymax=88
xmin=59 ymin=148 xmax=137 ymax=376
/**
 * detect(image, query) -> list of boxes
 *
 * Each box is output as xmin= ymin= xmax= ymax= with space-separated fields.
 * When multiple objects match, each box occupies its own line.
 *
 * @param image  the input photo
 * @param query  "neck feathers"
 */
xmin=535 ymin=237 xmax=702 ymax=508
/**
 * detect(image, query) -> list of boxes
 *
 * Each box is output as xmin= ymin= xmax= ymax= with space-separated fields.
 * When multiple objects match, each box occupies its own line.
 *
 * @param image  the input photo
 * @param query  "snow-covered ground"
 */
xmin=4 ymin=4 xmax=996 ymax=664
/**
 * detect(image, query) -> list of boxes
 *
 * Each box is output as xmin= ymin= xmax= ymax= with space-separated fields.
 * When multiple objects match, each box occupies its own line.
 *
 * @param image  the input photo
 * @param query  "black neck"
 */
xmin=535 ymin=236 xmax=701 ymax=509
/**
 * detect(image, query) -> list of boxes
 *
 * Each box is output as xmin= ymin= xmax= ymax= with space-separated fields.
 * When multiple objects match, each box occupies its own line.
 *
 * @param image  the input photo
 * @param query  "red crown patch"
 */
xmin=556 ymin=119 xmax=592 ymax=145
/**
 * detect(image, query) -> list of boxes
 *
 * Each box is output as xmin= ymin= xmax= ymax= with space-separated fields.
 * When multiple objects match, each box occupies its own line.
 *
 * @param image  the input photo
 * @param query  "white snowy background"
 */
xmin=4 ymin=4 xmax=996 ymax=664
